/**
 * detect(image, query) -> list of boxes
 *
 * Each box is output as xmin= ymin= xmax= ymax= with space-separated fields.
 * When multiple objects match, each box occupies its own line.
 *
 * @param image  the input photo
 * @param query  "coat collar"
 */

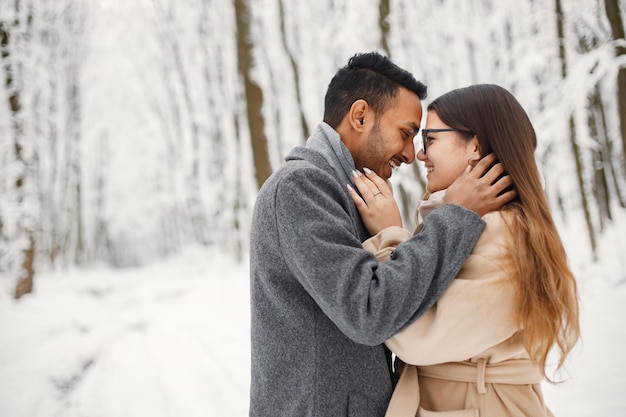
xmin=304 ymin=122 xmax=355 ymax=187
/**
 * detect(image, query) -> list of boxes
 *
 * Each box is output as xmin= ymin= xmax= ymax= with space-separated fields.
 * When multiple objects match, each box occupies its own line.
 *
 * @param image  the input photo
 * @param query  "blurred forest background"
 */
xmin=1 ymin=0 xmax=625 ymax=299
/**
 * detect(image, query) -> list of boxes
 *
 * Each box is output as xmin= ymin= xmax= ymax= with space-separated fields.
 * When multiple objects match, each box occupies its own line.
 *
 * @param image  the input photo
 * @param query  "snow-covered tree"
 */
xmin=1 ymin=0 xmax=625 ymax=296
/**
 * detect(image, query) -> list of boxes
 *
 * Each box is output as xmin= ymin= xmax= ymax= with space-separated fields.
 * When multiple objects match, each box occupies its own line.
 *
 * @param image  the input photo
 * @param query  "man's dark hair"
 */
xmin=323 ymin=52 xmax=427 ymax=128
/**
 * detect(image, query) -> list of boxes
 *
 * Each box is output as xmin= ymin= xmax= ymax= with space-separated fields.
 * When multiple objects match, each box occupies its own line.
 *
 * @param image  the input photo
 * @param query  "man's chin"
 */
xmin=368 ymin=164 xmax=392 ymax=179
xmin=375 ymin=168 xmax=391 ymax=180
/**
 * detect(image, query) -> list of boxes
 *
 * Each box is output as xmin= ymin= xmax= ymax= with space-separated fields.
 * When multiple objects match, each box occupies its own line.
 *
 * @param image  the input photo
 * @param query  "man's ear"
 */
xmin=348 ymin=99 xmax=369 ymax=132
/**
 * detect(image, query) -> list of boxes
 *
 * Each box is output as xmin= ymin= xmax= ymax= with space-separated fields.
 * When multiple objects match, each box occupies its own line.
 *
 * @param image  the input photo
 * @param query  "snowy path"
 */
xmin=0 ymin=246 xmax=625 ymax=416
xmin=0 ymin=248 xmax=250 ymax=417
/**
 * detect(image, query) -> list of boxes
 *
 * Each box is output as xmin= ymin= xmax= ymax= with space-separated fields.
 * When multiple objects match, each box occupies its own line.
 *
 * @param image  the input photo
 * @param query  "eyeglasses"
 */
xmin=421 ymin=128 xmax=474 ymax=154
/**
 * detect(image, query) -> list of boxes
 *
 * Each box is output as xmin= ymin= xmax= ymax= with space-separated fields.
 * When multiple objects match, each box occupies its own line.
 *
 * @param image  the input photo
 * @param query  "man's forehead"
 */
xmin=406 ymin=122 xmax=420 ymax=133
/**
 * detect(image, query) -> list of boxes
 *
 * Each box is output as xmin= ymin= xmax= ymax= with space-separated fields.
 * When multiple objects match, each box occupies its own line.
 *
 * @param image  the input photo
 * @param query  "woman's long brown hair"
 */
xmin=428 ymin=84 xmax=580 ymax=381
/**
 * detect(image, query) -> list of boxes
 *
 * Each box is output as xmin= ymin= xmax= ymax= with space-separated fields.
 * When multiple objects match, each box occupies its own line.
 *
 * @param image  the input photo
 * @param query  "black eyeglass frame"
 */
xmin=421 ymin=128 xmax=474 ymax=154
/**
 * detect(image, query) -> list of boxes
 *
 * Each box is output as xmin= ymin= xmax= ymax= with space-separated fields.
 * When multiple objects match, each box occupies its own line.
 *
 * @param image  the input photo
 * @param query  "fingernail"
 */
xmin=352 ymin=170 xmax=361 ymax=178
xmin=363 ymin=167 xmax=373 ymax=175
xmin=347 ymin=184 xmax=354 ymax=192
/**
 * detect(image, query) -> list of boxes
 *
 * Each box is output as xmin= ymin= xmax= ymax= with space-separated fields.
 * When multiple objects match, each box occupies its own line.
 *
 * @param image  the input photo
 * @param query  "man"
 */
xmin=249 ymin=52 xmax=514 ymax=417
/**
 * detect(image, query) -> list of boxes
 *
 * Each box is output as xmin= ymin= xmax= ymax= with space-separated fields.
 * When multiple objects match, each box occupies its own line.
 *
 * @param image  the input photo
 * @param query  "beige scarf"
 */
xmin=415 ymin=190 xmax=446 ymax=226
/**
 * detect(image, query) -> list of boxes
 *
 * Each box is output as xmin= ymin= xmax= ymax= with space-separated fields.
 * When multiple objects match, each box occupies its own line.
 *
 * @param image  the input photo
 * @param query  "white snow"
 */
xmin=0 ymin=246 xmax=251 ymax=417
xmin=2 ymin=1 xmax=625 ymax=415
xmin=1 ymin=219 xmax=626 ymax=416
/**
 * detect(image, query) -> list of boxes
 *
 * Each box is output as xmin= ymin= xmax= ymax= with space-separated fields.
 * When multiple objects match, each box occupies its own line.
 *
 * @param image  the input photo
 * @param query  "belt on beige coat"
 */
xmin=384 ymin=359 xmax=543 ymax=417
xmin=418 ymin=358 xmax=543 ymax=394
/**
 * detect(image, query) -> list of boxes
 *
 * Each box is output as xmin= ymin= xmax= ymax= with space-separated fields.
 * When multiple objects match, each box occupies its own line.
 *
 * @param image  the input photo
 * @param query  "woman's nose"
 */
xmin=416 ymin=149 xmax=427 ymax=161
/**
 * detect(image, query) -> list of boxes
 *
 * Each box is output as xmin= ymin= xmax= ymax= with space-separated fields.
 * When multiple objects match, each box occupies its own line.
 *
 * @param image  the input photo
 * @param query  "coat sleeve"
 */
xmin=274 ymin=167 xmax=486 ymax=345
xmin=362 ymin=226 xmax=413 ymax=262
xmin=384 ymin=212 xmax=520 ymax=364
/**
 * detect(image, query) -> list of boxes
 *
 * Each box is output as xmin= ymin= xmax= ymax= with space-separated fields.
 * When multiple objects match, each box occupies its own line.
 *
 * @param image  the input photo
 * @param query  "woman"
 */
xmin=348 ymin=84 xmax=580 ymax=416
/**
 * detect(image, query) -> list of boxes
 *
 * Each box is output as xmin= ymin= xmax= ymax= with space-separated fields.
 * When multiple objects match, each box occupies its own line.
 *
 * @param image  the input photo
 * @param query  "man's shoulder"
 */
xmin=285 ymin=145 xmax=334 ymax=171
xmin=263 ymin=147 xmax=337 ymax=189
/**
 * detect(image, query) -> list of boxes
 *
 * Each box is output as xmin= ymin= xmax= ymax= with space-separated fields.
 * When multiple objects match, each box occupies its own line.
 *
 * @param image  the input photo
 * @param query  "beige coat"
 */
xmin=363 ymin=210 xmax=554 ymax=417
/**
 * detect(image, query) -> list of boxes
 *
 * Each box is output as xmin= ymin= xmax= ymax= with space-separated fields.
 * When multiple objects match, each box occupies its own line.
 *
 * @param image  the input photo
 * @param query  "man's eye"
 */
xmin=403 ymin=130 xmax=415 ymax=140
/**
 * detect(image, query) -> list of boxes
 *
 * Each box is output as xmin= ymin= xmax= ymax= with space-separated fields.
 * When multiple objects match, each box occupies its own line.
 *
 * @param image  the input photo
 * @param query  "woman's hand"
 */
xmin=347 ymin=167 xmax=403 ymax=235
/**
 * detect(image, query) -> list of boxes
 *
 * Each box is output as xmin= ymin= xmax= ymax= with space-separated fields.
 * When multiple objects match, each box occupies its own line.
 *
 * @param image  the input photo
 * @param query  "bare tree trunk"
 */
xmin=171 ymin=40 xmax=207 ymax=244
xmin=43 ymin=17 xmax=61 ymax=265
xmin=604 ymin=0 xmax=626 ymax=178
xmin=14 ymin=236 xmax=35 ymax=298
xmin=152 ymin=15 xmax=190 ymax=249
xmin=397 ymin=185 xmax=414 ymax=229
xmin=555 ymin=0 xmax=597 ymax=258
xmin=94 ymin=133 xmax=112 ymax=261
xmin=595 ymin=85 xmax=626 ymax=209
xmin=235 ymin=0 xmax=272 ymax=190
xmin=233 ymin=114 xmax=245 ymax=261
xmin=68 ymin=65 xmax=84 ymax=264
xmin=147 ymin=0 xmax=211 ymax=248
xmin=158 ymin=0 xmax=208 ymax=245
xmin=1 ymin=3 xmax=36 ymax=298
xmin=588 ymin=87 xmax=612 ymax=229
xmin=278 ymin=0 xmax=309 ymax=140
xmin=379 ymin=0 xmax=391 ymax=57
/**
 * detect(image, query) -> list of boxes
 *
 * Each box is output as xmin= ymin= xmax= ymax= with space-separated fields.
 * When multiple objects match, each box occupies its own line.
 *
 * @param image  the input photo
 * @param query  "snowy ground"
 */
xmin=1 ymin=237 xmax=625 ymax=416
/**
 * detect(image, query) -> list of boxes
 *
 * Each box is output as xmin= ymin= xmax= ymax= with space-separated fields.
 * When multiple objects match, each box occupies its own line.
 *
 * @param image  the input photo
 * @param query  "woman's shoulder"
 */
xmin=481 ymin=210 xmax=516 ymax=235
xmin=472 ymin=210 xmax=515 ymax=256
xmin=481 ymin=209 xmax=514 ymax=223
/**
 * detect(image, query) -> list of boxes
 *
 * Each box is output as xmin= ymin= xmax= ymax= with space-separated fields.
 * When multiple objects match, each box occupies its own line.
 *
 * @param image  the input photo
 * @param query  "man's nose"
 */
xmin=401 ymin=140 xmax=416 ymax=164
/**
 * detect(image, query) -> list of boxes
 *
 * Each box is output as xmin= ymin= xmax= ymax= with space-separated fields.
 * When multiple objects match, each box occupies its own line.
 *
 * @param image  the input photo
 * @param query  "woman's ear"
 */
xmin=471 ymin=135 xmax=481 ymax=155
xmin=466 ymin=136 xmax=481 ymax=167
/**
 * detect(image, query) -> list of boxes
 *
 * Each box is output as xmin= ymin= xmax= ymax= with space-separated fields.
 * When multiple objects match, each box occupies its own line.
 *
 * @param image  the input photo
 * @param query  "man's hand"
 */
xmin=444 ymin=153 xmax=516 ymax=217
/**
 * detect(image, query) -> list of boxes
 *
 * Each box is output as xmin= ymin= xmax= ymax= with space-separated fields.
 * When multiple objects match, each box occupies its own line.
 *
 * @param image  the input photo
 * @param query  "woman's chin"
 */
xmin=426 ymin=184 xmax=445 ymax=194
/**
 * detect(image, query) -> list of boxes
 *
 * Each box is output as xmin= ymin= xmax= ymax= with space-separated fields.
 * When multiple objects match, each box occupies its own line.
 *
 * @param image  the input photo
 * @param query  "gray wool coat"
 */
xmin=249 ymin=123 xmax=485 ymax=417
